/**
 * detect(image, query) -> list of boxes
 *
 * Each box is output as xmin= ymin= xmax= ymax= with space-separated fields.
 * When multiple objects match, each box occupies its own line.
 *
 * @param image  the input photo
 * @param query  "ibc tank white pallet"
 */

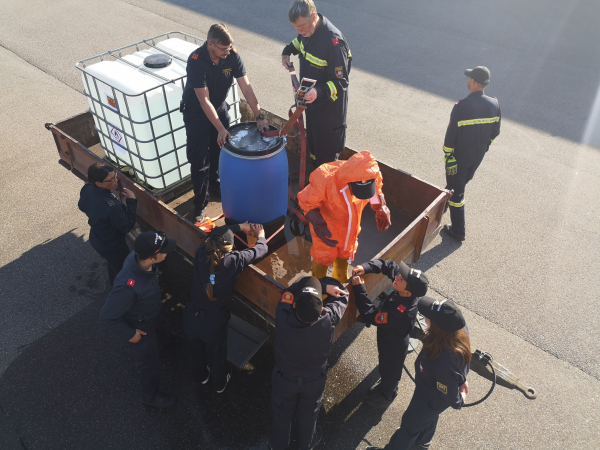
xmin=76 ymin=31 xmax=242 ymax=192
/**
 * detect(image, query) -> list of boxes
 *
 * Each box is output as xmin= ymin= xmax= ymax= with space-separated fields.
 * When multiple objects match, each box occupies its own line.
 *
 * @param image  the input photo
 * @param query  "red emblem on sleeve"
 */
xmin=127 ymin=279 xmax=136 ymax=287
xmin=332 ymin=38 xmax=339 ymax=46
xmin=397 ymin=304 xmax=406 ymax=313
xmin=191 ymin=54 xmax=198 ymax=60
xmin=281 ymin=292 xmax=294 ymax=304
xmin=375 ymin=312 xmax=388 ymax=324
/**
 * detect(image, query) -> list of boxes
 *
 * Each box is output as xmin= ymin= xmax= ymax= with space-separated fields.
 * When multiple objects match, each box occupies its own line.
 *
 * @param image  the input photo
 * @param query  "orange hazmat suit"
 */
xmin=298 ymin=151 xmax=384 ymax=266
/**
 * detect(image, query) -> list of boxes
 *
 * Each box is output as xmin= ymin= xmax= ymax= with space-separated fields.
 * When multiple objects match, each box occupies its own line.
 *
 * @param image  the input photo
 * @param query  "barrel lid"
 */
xmin=144 ymin=54 xmax=172 ymax=68
xmin=223 ymin=122 xmax=284 ymax=157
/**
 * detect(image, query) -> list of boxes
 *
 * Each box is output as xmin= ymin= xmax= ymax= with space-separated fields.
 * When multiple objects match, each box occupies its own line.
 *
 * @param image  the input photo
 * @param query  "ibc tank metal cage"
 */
xmin=75 ymin=31 xmax=241 ymax=193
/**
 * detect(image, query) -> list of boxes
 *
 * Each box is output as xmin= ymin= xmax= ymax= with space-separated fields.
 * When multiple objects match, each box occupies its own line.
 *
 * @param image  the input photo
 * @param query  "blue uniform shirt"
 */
xmin=182 ymin=42 xmax=246 ymax=113
xmin=78 ymin=184 xmax=137 ymax=253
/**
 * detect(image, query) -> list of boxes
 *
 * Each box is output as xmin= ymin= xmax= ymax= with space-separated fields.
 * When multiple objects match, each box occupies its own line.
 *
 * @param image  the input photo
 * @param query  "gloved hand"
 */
xmin=444 ymin=153 xmax=457 ymax=176
xmin=305 ymin=208 xmax=338 ymax=247
xmin=371 ymin=193 xmax=391 ymax=231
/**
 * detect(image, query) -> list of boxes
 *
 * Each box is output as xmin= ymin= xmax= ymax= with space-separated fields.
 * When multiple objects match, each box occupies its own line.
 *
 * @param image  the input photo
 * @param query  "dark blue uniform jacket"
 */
xmin=182 ymin=43 xmax=246 ymax=113
xmin=282 ymin=14 xmax=351 ymax=111
xmin=274 ymin=277 xmax=348 ymax=378
xmin=415 ymin=346 xmax=470 ymax=410
xmin=190 ymin=225 xmax=268 ymax=312
xmin=78 ymin=184 xmax=137 ymax=253
xmin=99 ymin=251 xmax=162 ymax=341
xmin=353 ymin=259 xmax=419 ymax=337
xmin=443 ymin=91 xmax=501 ymax=165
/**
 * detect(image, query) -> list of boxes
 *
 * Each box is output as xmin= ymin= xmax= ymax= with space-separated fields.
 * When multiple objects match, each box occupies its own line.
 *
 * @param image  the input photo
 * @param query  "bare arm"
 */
xmin=195 ymin=87 xmax=230 ymax=146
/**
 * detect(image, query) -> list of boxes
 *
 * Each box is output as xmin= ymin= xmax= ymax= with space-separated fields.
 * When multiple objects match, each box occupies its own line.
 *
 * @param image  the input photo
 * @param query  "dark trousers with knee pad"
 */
xmin=268 ymin=368 xmax=326 ymax=450
xmin=183 ymin=103 xmax=230 ymax=215
xmin=445 ymin=155 xmax=484 ymax=237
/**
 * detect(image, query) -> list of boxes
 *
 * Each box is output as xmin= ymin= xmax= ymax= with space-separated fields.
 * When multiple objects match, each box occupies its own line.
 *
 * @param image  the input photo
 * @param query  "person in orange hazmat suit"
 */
xmin=297 ymin=151 xmax=392 ymax=283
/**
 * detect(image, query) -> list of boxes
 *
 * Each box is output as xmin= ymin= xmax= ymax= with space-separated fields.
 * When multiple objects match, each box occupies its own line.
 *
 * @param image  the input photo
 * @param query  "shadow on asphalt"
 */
xmin=0 ymin=233 xmax=380 ymax=450
xmin=157 ymin=0 xmax=600 ymax=146
xmin=412 ymin=231 xmax=462 ymax=273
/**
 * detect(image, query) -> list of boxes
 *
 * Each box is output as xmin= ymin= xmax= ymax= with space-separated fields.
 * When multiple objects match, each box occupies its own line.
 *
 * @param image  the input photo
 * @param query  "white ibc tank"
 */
xmin=79 ymin=35 xmax=241 ymax=190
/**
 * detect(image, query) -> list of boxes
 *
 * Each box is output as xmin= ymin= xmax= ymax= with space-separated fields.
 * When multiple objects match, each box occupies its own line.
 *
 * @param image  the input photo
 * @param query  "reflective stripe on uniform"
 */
xmin=292 ymin=38 xmax=300 ymax=51
xmin=326 ymin=81 xmax=338 ymax=101
xmin=443 ymin=146 xmax=454 ymax=154
xmin=448 ymin=200 xmax=465 ymax=207
xmin=340 ymin=186 xmax=353 ymax=251
xmin=457 ymin=116 xmax=500 ymax=127
xmin=298 ymin=42 xmax=328 ymax=67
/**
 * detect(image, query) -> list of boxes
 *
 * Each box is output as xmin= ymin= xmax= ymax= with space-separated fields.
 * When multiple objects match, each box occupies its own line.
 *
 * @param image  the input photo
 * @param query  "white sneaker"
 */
xmin=216 ymin=373 xmax=231 ymax=394
xmin=201 ymin=366 xmax=210 ymax=385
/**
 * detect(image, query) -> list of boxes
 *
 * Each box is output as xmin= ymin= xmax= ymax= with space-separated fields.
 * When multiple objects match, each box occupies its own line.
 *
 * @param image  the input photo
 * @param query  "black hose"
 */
xmin=402 ymin=330 xmax=497 ymax=407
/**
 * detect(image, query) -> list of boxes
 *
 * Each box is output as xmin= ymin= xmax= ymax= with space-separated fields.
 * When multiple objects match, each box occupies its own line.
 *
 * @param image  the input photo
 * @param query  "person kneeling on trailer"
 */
xmin=183 ymin=222 xmax=267 ymax=394
xmin=368 ymin=297 xmax=470 ymax=450
xmin=297 ymin=150 xmax=391 ymax=283
xmin=351 ymin=260 xmax=429 ymax=409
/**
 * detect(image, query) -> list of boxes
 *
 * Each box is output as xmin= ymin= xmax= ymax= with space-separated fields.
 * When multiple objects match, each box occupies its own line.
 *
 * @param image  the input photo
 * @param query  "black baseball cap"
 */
xmin=211 ymin=225 xmax=235 ymax=245
xmin=396 ymin=262 xmax=429 ymax=298
xmin=418 ymin=296 xmax=466 ymax=333
xmin=295 ymin=277 xmax=323 ymax=324
xmin=464 ymin=66 xmax=490 ymax=85
xmin=349 ymin=179 xmax=376 ymax=200
xmin=134 ymin=231 xmax=177 ymax=259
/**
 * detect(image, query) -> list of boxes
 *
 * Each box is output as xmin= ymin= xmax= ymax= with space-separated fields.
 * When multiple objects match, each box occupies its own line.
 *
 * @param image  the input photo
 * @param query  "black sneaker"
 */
xmin=309 ymin=425 xmax=322 ymax=449
xmin=142 ymin=392 xmax=176 ymax=408
xmin=216 ymin=372 xmax=231 ymax=394
xmin=441 ymin=225 xmax=465 ymax=242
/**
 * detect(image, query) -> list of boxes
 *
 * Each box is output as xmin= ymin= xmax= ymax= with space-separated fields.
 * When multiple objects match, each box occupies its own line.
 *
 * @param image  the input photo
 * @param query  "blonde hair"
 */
xmin=204 ymin=236 xmax=233 ymax=301
xmin=422 ymin=321 xmax=472 ymax=365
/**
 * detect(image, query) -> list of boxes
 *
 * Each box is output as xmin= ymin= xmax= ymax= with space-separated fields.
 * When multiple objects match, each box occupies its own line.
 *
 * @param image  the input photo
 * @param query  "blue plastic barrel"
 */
xmin=220 ymin=122 xmax=288 ymax=224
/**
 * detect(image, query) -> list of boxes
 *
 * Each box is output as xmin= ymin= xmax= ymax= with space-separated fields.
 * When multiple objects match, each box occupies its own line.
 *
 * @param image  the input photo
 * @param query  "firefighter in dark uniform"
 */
xmin=268 ymin=276 xmax=349 ymax=450
xmin=78 ymin=162 xmax=137 ymax=286
xmin=282 ymin=0 xmax=351 ymax=166
xmin=351 ymin=260 xmax=430 ymax=408
xmin=442 ymin=66 xmax=501 ymax=242
xmin=181 ymin=23 xmax=269 ymax=222
xmin=183 ymin=222 xmax=267 ymax=394
xmin=367 ymin=297 xmax=471 ymax=450
xmin=99 ymin=231 xmax=177 ymax=408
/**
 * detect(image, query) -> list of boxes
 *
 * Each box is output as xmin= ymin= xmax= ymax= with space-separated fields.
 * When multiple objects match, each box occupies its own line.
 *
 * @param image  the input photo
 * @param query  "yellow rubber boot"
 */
xmin=332 ymin=257 xmax=349 ymax=284
xmin=312 ymin=261 xmax=329 ymax=279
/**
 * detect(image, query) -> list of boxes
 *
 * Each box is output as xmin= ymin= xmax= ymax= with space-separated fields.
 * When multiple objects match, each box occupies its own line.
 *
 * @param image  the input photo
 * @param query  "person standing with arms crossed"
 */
xmin=442 ymin=66 xmax=501 ymax=242
xmin=182 ymin=23 xmax=269 ymax=223
xmin=282 ymin=0 xmax=352 ymax=166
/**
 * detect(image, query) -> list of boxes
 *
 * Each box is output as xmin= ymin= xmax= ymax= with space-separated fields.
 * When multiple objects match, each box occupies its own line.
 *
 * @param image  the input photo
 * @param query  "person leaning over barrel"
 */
xmin=78 ymin=163 xmax=137 ymax=287
xmin=351 ymin=260 xmax=429 ymax=409
xmin=367 ymin=297 xmax=471 ymax=450
xmin=183 ymin=222 xmax=267 ymax=394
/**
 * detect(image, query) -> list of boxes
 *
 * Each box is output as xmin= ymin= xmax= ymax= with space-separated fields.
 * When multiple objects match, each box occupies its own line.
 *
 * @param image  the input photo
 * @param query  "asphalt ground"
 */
xmin=0 ymin=0 xmax=599 ymax=449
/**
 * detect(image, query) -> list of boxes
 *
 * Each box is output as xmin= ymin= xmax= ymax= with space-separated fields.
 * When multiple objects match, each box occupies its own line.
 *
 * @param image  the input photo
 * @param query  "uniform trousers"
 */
xmin=127 ymin=325 xmax=160 ymax=402
xmin=183 ymin=103 xmax=230 ymax=216
xmin=93 ymin=239 xmax=130 ymax=287
xmin=445 ymin=154 xmax=484 ymax=238
xmin=377 ymin=331 xmax=410 ymax=400
xmin=182 ymin=303 xmax=230 ymax=391
xmin=269 ymin=368 xmax=326 ymax=450
xmin=305 ymin=105 xmax=346 ymax=167
xmin=385 ymin=385 xmax=448 ymax=450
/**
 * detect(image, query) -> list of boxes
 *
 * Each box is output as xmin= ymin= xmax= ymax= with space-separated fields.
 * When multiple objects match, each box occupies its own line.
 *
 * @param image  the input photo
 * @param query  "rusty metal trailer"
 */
xmin=46 ymin=101 xmax=451 ymax=342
